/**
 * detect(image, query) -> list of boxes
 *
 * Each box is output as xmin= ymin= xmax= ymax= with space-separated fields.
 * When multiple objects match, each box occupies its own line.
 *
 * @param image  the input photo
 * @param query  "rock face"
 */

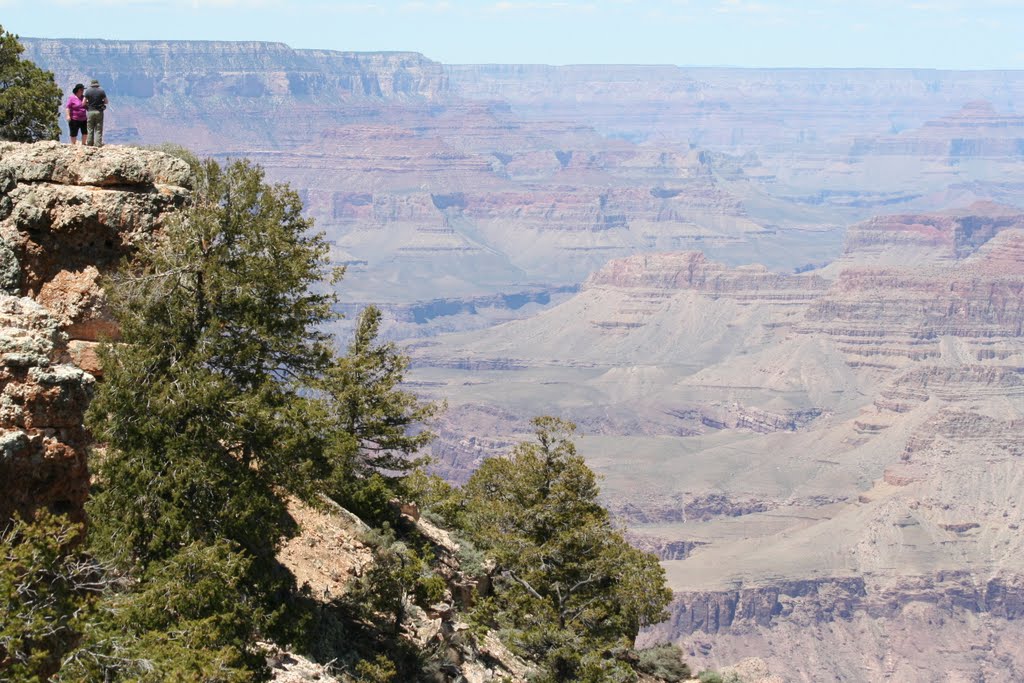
xmin=23 ymin=39 xmax=447 ymax=101
xmin=0 ymin=142 xmax=190 ymax=523
xmin=585 ymin=251 xmax=829 ymax=304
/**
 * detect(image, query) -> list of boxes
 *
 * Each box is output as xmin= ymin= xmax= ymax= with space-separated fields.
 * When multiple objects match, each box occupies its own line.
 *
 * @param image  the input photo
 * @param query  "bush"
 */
xmin=62 ymin=541 xmax=271 ymax=682
xmin=636 ymin=643 xmax=692 ymax=681
xmin=333 ymin=472 xmax=402 ymax=528
xmin=354 ymin=654 xmax=398 ymax=683
xmin=349 ymin=525 xmax=437 ymax=635
xmin=698 ymin=670 xmax=724 ymax=683
xmin=403 ymin=469 xmax=461 ymax=526
xmin=414 ymin=573 xmax=449 ymax=606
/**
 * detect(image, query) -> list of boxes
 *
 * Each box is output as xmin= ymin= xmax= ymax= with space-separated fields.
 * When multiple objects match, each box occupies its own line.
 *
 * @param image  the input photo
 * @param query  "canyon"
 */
xmin=21 ymin=40 xmax=1024 ymax=310
xmin=411 ymin=204 xmax=1024 ymax=681
xmin=14 ymin=39 xmax=1024 ymax=681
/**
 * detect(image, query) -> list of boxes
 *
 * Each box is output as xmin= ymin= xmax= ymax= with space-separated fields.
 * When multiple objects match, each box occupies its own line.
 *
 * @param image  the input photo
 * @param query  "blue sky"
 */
xmin=3 ymin=0 xmax=1023 ymax=69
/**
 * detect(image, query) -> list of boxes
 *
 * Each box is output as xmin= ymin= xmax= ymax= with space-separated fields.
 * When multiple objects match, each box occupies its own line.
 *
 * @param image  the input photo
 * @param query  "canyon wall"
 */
xmin=14 ymin=39 xmax=1024 ymax=679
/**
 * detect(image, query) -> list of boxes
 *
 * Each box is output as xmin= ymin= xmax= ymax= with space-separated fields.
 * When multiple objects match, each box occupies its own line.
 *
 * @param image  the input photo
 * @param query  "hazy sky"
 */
xmin=3 ymin=0 xmax=1023 ymax=69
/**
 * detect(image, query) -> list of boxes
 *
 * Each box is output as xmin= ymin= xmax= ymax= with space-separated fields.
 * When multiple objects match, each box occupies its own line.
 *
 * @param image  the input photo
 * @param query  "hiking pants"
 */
xmin=87 ymin=111 xmax=104 ymax=147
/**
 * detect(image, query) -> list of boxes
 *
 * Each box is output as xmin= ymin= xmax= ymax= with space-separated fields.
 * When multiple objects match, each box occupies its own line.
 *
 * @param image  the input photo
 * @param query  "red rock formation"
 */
xmin=0 ymin=142 xmax=190 ymax=523
xmin=584 ymin=251 xmax=828 ymax=304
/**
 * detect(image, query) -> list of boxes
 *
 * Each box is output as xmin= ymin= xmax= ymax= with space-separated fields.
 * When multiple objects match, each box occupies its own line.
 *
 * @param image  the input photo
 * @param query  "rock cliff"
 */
xmin=23 ymin=39 xmax=447 ymax=100
xmin=0 ymin=142 xmax=191 ymax=523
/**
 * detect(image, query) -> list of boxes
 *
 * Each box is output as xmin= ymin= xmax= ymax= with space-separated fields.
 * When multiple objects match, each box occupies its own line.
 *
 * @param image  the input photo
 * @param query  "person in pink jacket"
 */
xmin=65 ymin=83 xmax=87 ymax=145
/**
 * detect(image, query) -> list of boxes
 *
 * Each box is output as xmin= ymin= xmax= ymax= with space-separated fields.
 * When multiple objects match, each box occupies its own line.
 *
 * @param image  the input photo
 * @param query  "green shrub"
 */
xmin=0 ymin=512 xmax=91 ymax=682
xmin=62 ymin=540 xmax=270 ymax=682
xmin=698 ymin=670 xmax=724 ymax=683
xmin=350 ymin=526 xmax=431 ymax=635
xmin=415 ymin=573 xmax=449 ymax=606
xmin=354 ymin=654 xmax=398 ymax=683
xmin=636 ymin=643 xmax=692 ymax=681
xmin=333 ymin=472 xmax=402 ymax=528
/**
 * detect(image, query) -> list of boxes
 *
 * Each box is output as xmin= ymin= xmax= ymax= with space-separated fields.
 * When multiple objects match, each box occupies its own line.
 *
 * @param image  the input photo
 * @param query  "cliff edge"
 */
xmin=0 ymin=141 xmax=191 ymax=524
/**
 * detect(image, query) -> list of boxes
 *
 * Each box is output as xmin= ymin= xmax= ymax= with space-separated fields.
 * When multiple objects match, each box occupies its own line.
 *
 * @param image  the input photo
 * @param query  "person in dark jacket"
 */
xmin=65 ymin=83 xmax=87 ymax=145
xmin=83 ymin=79 xmax=109 ymax=147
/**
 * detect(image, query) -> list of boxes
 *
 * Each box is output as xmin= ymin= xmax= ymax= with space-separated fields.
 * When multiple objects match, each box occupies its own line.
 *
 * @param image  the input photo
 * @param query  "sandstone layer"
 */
xmin=0 ymin=142 xmax=190 ymax=523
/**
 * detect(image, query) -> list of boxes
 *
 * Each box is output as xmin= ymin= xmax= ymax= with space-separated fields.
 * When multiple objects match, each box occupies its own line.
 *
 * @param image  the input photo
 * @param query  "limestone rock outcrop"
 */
xmin=0 ymin=142 xmax=190 ymax=523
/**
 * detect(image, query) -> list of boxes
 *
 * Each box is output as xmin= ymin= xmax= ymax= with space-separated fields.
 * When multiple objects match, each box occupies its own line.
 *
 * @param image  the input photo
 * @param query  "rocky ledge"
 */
xmin=584 ymin=251 xmax=829 ymax=305
xmin=651 ymin=572 xmax=1024 ymax=637
xmin=0 ymin=142 xmax=191 ymax=523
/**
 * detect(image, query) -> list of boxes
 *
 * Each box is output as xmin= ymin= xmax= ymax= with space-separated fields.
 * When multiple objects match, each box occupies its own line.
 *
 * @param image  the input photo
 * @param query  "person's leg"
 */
xmin=94 ymin=112 xmax=104 ymax=147
xmin=86 ymin=113 xmax=96 ymax=146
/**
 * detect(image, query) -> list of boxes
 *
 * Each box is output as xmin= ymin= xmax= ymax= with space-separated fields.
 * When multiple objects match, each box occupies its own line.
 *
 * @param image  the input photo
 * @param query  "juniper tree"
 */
xmin=459 ymin=417 xmax=672 ymax=682
xmin=0 ymin=513 xmax=95 ymax=683
xmin=83 ymin=159 xmax=342 ymax=678
xmin=0 ymin=27 xmax=61 ymax=142
xmin=317 ymin=305 xmax=440 ymax=522
xmin=80 ymin=155 xmax=442 ymax=679
xmin=87 ymin=158 xmax=338 ymax=571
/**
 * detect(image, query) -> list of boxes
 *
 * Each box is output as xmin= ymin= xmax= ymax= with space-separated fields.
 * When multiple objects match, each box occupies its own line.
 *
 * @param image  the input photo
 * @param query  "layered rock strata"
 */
xmin=411 ymin=203 xmax=1024 ymax=680
xmin=0 ymin=142 xmax=190 ymax=523
xmin=20 ymin=39 xmax=1024 ymax=309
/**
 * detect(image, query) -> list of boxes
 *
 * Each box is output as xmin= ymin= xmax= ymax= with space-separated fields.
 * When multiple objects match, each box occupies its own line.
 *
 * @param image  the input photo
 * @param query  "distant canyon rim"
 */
xmin=21 ymin=39 xmax=1024 ymax=681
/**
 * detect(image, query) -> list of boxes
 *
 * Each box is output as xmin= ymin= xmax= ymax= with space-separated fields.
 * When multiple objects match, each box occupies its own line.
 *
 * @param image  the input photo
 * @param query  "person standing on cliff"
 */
xmin=64 ymin=83 xmax=87 ymax=145
xmin=83 ymin=78 xmax=108 ymax=147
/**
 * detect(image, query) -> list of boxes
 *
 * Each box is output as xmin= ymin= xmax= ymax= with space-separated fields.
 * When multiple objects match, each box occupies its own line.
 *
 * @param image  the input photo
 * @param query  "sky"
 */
xmin=2 ymin=0 xmax=1023 ymax=69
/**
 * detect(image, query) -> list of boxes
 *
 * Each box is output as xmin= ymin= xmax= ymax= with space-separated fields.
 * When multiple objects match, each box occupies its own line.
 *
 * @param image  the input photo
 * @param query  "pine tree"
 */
xmin=87 ymin=157 xmax=337 ymax=569
xmin=0 ymin=27 xmax=62 ymax=142
xmin=83 ymin=158 xmax=341 ymax=678
xmin=317 ymin=305 xmax=440 ymax=522
xmin=78 ymin=155 xmax=442 ymax=680
xmin=459 ymin=417 xmax=672 ymax=682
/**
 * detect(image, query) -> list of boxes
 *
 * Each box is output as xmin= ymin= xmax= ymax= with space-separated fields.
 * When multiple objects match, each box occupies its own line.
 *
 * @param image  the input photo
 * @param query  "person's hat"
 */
xmin=89 ymin=79 xmax=100 ymax=87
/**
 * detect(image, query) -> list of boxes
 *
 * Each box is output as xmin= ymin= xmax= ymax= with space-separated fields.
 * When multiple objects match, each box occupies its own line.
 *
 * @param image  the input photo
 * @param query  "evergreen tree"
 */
xmin=62 ymin=541 xmax=265 ymax=682
xmin=459 ymin=417 xmax=672 ymax=682
xmin=0 ymin=26 xmax=62 ymax=142
xmin=318 ymin=305 xmax=440 ymax=522
xmin=83 ymin=158 xmax=340 ymax=676
xmin=88 ymin=157 xmax=337 ymax=569
xmin=79 ymin=154 xmax=442 ymax=680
